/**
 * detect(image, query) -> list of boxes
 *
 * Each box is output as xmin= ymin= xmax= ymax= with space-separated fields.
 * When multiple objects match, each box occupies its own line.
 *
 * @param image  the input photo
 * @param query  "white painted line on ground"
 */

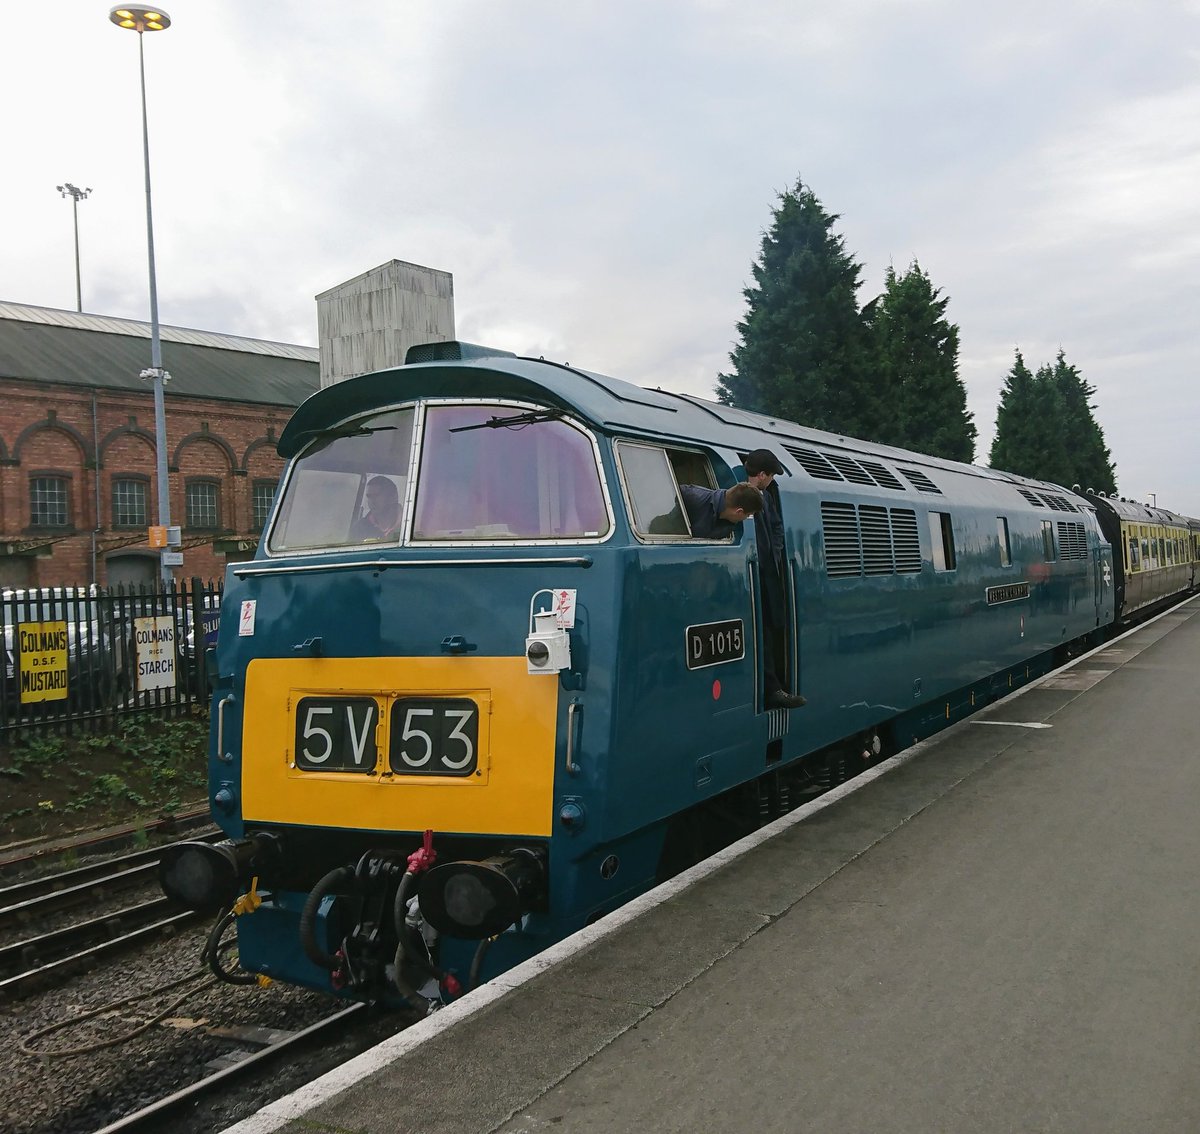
xmin=969 ymin=721 xmax=1053 ymax=728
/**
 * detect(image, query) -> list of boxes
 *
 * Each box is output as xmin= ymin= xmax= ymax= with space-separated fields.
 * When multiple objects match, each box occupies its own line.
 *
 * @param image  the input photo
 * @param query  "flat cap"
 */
xmin=745 ymin=448 xmax=786 ymax=476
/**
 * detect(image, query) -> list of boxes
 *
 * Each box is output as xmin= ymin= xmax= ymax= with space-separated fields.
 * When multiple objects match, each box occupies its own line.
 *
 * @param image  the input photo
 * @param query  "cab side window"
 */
xmin=616 ymin=441 xmax=717 ymax=540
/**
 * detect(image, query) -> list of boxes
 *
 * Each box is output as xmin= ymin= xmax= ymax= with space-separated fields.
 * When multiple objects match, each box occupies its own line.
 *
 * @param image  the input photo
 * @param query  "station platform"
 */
xmin=225 ymin=597 xmax=1200 ymax=1134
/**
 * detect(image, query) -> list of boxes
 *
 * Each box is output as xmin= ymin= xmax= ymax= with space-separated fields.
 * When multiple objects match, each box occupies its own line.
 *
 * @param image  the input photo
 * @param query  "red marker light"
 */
xmin=712 ymin=679 xmax=721 ymax=700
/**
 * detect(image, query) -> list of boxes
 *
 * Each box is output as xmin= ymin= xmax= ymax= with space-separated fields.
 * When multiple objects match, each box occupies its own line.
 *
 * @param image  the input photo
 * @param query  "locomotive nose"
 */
xmin=418 ymin=848 xmax=546 ymax=939
xmin=159 ymin=833 xmax=283 ymax=911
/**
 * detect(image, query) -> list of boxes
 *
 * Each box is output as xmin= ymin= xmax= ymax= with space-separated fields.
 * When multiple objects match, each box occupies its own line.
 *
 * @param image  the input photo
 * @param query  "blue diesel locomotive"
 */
xmin=161 ymin=342 xmax=1191 ymax=1004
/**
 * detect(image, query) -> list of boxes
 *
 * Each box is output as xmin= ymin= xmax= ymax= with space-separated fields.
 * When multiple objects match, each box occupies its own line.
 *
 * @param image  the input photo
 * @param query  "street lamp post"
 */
xmin=56 ymin=182 xmax=92 ymax=312
xmin=109 ymin=5 xmax=175 ymax=587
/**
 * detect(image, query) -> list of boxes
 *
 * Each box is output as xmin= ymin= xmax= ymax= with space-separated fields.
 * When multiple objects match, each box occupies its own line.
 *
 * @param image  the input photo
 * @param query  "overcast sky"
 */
xmin=4 ymin=1 xmax=1197 ymax=512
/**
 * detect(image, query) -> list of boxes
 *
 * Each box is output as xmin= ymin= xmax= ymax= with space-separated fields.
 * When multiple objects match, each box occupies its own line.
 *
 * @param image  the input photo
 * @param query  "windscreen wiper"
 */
xmin=449 ymin=409 xmax=564 ymax=433
xmin=294 ymin=424 xmax=397 ymax=444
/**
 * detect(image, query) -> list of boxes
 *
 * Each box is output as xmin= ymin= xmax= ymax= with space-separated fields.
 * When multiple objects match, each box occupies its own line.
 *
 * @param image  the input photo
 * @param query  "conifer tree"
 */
xmin=866 ymin=261 xmax=975 ymax=462
xmin=989 ymin=349 xmax=1118 ymax=494
xmin=1049 ymin=350 xmax=1117 ymax=495
xmin=1025 ymin=362 xmax=1073 ymax=486
xmin=989 ymin=351 xmax=1039 ymax=475
xmin=717 ymin=179 xmax=876 ymax=437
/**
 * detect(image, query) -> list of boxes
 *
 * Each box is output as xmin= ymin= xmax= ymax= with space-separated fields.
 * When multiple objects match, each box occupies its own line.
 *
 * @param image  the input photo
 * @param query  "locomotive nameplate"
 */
xmin=686 ymin=619 xmax=745 ymax=670
xmin=986 ymin=582 xmax=1030 ymax=606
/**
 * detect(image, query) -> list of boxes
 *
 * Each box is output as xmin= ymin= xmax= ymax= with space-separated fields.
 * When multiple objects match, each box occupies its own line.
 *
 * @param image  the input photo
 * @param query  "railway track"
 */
xmin=0 ymin=829 xmax=220 ymax=927
xmin=91 ymin=1003 xmax=369 ymax=1134
xmin=0 ymin=829 xmax=219 ymax=999
xmin=0 ymin=807 xmax=216 ymax=879
xmin=0 ymin=896 xmax=200 ymax=999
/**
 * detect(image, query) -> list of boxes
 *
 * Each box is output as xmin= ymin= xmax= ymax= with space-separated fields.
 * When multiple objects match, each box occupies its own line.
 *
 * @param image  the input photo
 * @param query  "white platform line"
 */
xmin=970 ymin=720 xmax=1053 ymax=729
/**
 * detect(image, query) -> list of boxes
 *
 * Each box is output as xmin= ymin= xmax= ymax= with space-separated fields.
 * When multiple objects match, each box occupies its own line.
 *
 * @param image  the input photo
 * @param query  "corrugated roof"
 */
xmin=0 ymin=301 xmax=320 ymax=407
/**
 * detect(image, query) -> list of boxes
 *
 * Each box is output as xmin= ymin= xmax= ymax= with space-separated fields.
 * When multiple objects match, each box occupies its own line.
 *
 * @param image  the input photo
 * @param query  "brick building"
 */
xmin=0 ymin=301 xmax=319 ymax=589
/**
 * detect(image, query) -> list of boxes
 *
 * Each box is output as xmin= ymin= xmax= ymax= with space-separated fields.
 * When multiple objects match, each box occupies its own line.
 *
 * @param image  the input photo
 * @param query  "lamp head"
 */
xmin=109 ymin=6 xmax=171 ymax=32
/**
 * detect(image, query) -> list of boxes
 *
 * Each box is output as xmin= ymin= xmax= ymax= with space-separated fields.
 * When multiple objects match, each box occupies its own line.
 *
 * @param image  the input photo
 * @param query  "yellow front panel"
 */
xmin=241 ymin=656 xmax=558 ymax=837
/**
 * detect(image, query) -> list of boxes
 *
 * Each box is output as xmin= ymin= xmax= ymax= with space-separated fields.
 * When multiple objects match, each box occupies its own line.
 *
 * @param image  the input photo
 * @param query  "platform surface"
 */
xmin=226 ymin=598 xmax=1200 ymax=1134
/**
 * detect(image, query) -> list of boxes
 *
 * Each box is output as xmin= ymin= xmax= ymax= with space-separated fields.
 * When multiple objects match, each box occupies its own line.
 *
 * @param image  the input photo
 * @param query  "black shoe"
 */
xmin=766 ymin=690 xmax=807 ymax=710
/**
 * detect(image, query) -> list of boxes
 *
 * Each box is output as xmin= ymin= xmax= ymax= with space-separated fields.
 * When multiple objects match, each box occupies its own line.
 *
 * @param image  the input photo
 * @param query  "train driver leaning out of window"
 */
xmin=351 ymin=475 xmax=401 ymax=541
xmin=678 ymin=482 xmax=764 ymax=539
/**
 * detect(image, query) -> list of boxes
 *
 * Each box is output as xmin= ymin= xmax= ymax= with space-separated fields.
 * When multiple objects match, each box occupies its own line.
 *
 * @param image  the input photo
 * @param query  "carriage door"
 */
xmin=757 ymin=484 xmax=794 ymax=706
xmin=1094 ymin=544 xmax=1114 ymax=626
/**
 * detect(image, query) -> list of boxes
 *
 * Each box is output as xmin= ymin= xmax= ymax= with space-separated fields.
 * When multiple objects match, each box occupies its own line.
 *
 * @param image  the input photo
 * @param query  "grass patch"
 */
xmin=0 ymin=713 xmax=209 ymax=845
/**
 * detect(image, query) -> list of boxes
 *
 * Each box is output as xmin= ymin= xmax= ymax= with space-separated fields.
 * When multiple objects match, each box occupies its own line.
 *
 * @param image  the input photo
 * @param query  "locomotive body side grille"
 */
xmin=860 ymin=505 xmax=894 ymax=575
xmin=1057 ymin=521 xmax=1089 ymax=559
xmin=890 ymin=509 xmax=923 ymax=573
xmin=820 ymin=503 xmax=923 ymax=578
xmin=820 ymin=501 xmax=862 ymax=577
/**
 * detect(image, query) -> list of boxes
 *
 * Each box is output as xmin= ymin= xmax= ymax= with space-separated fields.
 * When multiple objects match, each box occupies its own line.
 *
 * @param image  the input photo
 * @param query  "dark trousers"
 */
xmin=760 ymin=561 xmax=788 ymax=695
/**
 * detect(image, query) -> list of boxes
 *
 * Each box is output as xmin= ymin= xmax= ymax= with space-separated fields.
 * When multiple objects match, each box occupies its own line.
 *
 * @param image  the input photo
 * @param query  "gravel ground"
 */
xmin=1 ymin=919 xmax=417 ymax=1134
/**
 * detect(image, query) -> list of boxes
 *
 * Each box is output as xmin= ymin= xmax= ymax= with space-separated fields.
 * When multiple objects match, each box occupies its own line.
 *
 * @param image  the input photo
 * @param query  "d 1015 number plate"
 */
xmin=389 ymin=698 xmax=479 ymax=776
xmin=685 ymin=619 xmax=745 ymax=670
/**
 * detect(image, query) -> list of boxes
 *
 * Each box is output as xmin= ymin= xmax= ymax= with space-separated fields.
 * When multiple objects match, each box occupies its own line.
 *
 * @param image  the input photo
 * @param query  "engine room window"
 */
xmin=268 ymin=407 xmax=416 ymax=552
xmin=929 ymin=511 xmax=956 ymax=571
xmin=1041 ymin=520 xmax=1056 ymax=562
xmin=997 ymin=517 xmax=1012 ymax=567
xmin=412 ymin=404 xmax=609 ymax=541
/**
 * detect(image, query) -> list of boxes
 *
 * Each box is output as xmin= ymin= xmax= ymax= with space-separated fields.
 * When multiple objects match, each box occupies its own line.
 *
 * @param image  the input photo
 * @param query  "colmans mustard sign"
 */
xmin=19 ymin=621 xmax=69 ymax=703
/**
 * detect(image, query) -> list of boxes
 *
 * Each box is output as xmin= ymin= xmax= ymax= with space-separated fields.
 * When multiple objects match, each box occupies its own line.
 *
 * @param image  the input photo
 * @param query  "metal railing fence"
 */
xmin=1 ymin=576 xmax=222 ymax=739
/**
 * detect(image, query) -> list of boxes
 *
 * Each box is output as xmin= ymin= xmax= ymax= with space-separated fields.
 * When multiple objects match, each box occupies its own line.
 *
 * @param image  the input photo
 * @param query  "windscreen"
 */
xmin=266 ymin=402 xmax=609 ymax=552
xmin=412 ymin=404 xmax=609 ymax=541
xmin=267 ymin=408 xmax=416 ymax=552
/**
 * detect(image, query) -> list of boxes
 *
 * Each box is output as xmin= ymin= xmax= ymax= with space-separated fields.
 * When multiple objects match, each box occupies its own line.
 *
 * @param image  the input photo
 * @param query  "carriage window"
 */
xmin=412 ymin=405 xmax=608 ymax=541
xmin=267 ymin=407 xmax=416 ymax=552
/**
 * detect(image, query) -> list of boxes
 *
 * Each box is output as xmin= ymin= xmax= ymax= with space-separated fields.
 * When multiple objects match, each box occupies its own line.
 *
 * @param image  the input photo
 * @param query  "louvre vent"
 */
xmin=1057 ymin=521 xmax=1088 ymax=559
xmin=858 ymin=460 xmax=905 ymax=490
xmin=820 ymin=502 xmax=862 ymax=576
xmin=785 ymin=447 xmax=843 ymax=481
xmin=860 ymin=506 xmax=894 ymax=575
xmin=821 ymin=503 xmax=923 ymax=578
xmin=404 ymin=340 xmax=517 ymax=364
xmin=1040 ymin=493 xmax=1078 ymax=512
xmin=890 ymin=509 xmax=923 ymax=573
xmin=824 ymin=453 xmax=877 ymax=485
xmin=1017 ymin=488 xmax=1045 ymax=507
xmin=898 ymin=468 xmax=942 ymax=494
